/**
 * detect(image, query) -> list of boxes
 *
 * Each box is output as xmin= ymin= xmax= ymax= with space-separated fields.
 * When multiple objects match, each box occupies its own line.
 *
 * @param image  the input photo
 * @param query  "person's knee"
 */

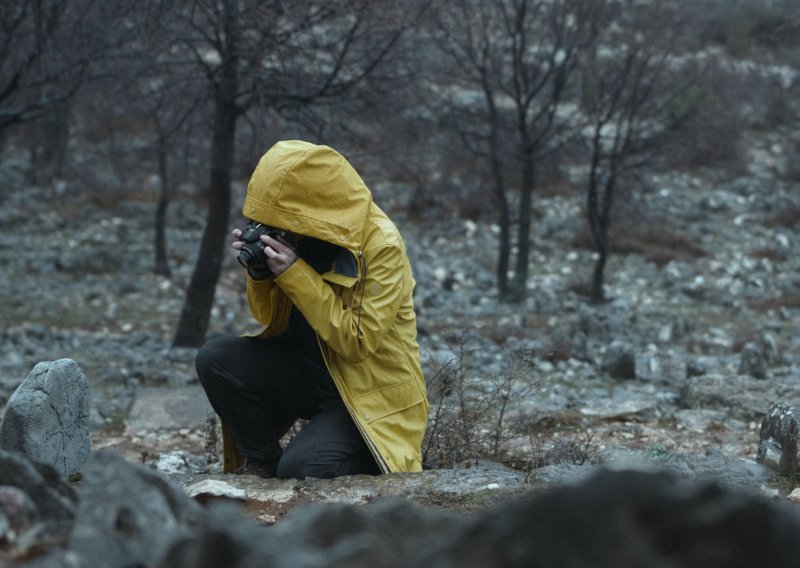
xmin=276 ymin=446 xmax=340 ymax=480
xmin=195 ymin=335 xmax=234 ymax=386
xmin=276 ymin=444 xmax=377 ymax=480
xmin=275 ymin=448 xmax=308 ymax=480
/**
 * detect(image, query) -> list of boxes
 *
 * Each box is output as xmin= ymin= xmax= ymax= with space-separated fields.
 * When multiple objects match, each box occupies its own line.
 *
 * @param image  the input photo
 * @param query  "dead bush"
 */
xmin=421 ymin=332 xmax=600 ymax=473
xmin=422 ymin=334 xmax=539 ymax=469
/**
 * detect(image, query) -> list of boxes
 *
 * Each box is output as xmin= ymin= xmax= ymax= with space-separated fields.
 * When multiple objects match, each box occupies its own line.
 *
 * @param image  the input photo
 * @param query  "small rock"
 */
xmin=601 ymin=341 xmax=636 ymax=380
xmin=685 ymin=360 xmax=706 ymax=378
xmin=673 ymin=409 xmax=727 ymax=433
xmin=185 ymin=480 xmax=247 ymax=505
xmin=738 ymin=342 xmax=767 ymax=379
xmin=761 ymin=333 xmax=781 ymax=366
xmin=153 ymin=450 xmax=207 ymax=476
xmin=757 ymin=402 xmax=798 ymax=476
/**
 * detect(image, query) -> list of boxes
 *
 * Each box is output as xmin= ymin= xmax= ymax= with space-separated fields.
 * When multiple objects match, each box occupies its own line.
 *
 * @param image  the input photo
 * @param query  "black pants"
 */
xmin=195 ymin=334 xmax=379 ymax=479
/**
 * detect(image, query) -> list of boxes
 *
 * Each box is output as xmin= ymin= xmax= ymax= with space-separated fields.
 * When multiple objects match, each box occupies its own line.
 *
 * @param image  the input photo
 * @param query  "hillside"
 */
xmin=0 ymin=127 xmax=797 ymax=487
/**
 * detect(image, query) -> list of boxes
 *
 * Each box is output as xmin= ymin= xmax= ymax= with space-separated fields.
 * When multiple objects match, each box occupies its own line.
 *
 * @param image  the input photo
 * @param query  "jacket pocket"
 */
xmin=351 ymin=379 xmax=425 ymax=424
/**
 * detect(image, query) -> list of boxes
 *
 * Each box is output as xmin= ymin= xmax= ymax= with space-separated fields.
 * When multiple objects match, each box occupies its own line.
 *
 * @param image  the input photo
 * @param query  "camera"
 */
xmin=236 ymin=221 xmax=290 ymax=270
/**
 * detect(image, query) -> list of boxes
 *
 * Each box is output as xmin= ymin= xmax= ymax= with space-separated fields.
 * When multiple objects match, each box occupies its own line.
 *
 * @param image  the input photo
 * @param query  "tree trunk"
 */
xmin=173 ymin=1 xmax=240 ymax=347
xmin=587 ymin=169 xmax=614 ymax=304
xmin=489 ymin=139 xmax=511 ymax=298
xmin=154 ymin=134 xmax=171 ymax=277
xmin=483 ymin=82 xmax=511 ymax=298
xmin=591 ymin=240 xmax=607 ymax=303
xmin=507 ymin=153 xmax=534 ymax=303
xmin=173 ymin=93 xmax=237 ymax=347
xmin=29 ymin=100 xmax=71 ymax=185
xmin=496 ymin=202 xmax=511 ymax=298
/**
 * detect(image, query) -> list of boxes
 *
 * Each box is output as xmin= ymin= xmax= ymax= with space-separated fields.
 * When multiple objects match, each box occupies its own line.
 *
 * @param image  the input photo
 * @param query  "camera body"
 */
xmin=237 ymin=221 xmax=291 ymax=270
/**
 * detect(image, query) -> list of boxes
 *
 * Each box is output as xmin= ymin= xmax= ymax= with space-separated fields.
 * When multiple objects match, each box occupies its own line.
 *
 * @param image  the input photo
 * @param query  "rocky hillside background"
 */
xmin=0 ymin=124 xmax=798 ymax=486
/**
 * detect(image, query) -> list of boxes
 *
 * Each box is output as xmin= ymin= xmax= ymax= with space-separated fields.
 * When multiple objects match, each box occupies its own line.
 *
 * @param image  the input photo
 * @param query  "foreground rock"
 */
xmin=169 ymin=469 xmax=800 ymax=567
xmin=67 ymin=451 xmax=204 ymax=568
xmin=4 ymin=449 xmax=800 ymax=567
xmin=757 ymin=402 xmax=799 ymax=476
xmin=0 ymin=450 xmax=78 ymax=555
xmin=0 ymin=359 xmax=91 ymax=477
xmin=417 ymin=468 xmax=800 ymax=568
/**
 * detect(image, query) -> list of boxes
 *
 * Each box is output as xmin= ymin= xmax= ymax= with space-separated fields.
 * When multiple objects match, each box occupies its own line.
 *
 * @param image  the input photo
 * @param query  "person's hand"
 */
xmin=231 ymin=228 xmax=245 ymax=251
xmin=259 ymin=233 xmax=298 ymax=276
xmin=231 ymin=228 xmax=297 ymax=278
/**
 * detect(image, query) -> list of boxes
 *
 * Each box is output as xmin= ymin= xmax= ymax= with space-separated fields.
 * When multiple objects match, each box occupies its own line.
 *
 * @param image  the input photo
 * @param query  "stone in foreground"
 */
xmin=0 ymin=359 xmax=91 ymax=477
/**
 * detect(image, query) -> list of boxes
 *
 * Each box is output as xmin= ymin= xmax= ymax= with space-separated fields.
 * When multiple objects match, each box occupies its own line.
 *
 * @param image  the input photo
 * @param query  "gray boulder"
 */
xmin=69 ymin=451 xmax=204 ymax=568
xmin=421 ymin=468 xmax=800 ymax=568
xmin=156 ymin=501 xmax=272 ymax=568
xmin=757 ymin=402 xmax=798 ymax=476
xmin=0 ymin=450 xmax=77 ymax=524
xmin=161 ymin=468 xmax=800 ymax=568
xmin=4 ymin=451 xmax=800 ymax=568
xmin=0 ymin=449 xmax=78 ymax=558
xmin=0 ymin=359 xmax=91 ymax=477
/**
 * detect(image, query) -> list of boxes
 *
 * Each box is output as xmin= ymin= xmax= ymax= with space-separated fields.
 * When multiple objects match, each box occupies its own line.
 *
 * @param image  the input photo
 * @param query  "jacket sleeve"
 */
xmin=246 ymin=275 xmax=291 ymax=335
xmin=274 ymin=243 xmax=405 ymax=362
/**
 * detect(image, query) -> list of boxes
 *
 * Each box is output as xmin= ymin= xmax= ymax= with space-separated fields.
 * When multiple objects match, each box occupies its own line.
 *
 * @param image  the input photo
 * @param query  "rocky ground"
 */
xmin=0 ymin=130 xmax=798 ymax=516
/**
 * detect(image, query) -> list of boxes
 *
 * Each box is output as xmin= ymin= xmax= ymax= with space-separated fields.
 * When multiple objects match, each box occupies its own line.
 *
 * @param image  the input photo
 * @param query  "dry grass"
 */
xmin=753 ymin=291 xmax=800 ymax=313
xmin=573 ymin=222 xmax=707 ymax=267
xmin=58 ymin=186 xmax=158 ymax=219
xmin=747 ymin=247 xmax=788 ymax=263
xmin=537 ymin=177 xmax=574 ymax=199
xmin=766 ymin=205 xmax=800 ymax=230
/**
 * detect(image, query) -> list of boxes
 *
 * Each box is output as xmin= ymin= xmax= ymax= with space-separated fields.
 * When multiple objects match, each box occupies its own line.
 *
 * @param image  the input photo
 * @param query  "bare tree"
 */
xmin=172 ymin=0 xmax=427 ymax=347
xmin=0 ymin=1 xmax=141 ymax=171
xmin=86 ymin=3 xmax=213 ymax=277
xmin=146 ymin=79 xmax=209 ymax=277
xmin=434 ymin=0 xmax=607 ymax=302
xmin=0 ymin=2 xmax=81 ymax=136
xmin=579 ymin=2 xmax=693 ymax=302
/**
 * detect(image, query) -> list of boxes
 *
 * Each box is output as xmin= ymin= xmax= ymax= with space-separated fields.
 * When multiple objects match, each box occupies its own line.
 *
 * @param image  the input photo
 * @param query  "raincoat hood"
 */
xmin=243 ymin=140 xmax=372 ymax=252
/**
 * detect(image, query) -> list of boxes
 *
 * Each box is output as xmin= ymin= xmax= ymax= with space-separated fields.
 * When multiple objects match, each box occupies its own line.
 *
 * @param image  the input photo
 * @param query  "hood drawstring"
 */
xmin=356 ymin=251 xmax=366 ymax=337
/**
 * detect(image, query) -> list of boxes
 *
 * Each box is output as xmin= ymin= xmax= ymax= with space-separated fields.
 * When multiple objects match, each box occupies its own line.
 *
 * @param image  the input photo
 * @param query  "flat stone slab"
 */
xmin=125 ymin=386 xmax=213 ymax=436
xmin=176 ymin=464 xmax=530 ymax=525
xmin=168 ymin=450 xmax=778 ymax=528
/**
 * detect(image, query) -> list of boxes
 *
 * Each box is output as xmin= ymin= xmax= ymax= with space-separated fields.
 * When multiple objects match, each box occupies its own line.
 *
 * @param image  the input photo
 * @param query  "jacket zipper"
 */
xmin=314 ymin=333 xmax=390 ymax=473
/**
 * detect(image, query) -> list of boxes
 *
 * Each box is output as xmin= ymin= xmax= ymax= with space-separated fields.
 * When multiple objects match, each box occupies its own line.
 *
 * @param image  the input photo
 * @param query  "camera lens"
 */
xmin=237 ymin=243 xmax=264 ymax=268
xmin=237 ymin=250 xmax=253 ymax=268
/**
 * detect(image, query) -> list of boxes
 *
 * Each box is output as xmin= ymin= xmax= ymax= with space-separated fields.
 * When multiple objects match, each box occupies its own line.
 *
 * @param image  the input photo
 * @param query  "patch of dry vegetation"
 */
xmin=766 ymin=204 xmax=800 ymax=230
xmin=573 ymin=222 xmax=707 ymax=267
xmin=421 ymin=334 xmax=598 ymax=473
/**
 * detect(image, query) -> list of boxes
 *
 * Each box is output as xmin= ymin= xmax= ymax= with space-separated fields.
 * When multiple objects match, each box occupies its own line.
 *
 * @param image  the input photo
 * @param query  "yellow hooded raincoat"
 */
xmin=222 ymin=140 xmax=428 ymax=474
